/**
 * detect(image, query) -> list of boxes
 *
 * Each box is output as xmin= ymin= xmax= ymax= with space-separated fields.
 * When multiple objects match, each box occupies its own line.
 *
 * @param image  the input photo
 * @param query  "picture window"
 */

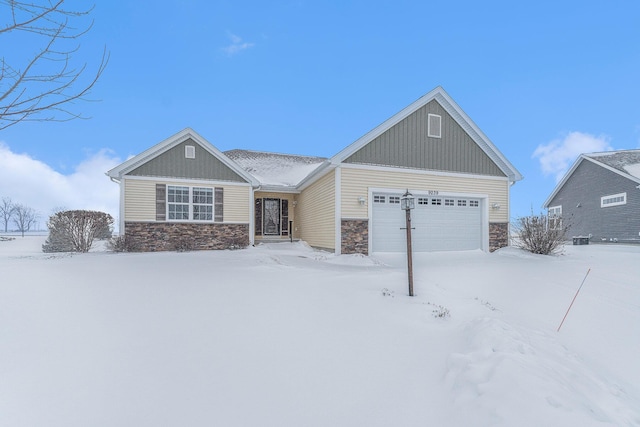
xmin=168 ymin=185 xmax=216 ymax=221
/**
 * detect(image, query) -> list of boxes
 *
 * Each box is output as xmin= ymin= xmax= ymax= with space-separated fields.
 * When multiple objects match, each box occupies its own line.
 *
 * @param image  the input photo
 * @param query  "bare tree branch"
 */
xmin=0 ymin=0 xmax=109 ymax=130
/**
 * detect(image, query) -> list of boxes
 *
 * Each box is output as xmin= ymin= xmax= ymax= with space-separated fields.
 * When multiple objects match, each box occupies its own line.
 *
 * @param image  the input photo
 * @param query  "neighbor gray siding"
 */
xmin=344 ymin=100 xmax=506 ymax=177
xmin=128 ymin=139 xmax=247 ymax=182
xmin=548 ymin=159 xmax=640 ymax=242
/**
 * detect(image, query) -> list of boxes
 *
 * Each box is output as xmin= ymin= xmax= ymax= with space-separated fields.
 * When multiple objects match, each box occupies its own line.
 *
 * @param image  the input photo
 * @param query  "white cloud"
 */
xmin=222 ymin=32 xmax=255 ymax=55
xmin=532 ymin=132 xmax=614 ymax=182
xmin=0 ymin=142 xmax=121 ymax=229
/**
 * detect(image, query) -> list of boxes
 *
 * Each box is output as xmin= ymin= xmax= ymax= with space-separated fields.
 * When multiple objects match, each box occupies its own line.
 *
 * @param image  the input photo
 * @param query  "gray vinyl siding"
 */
xmin=548 ymin=160 xmax=640 ymax=242
xmin=344 ymin=100 xmax=506 ymax=177
xmin=128 ymin=139 xmax=247 ymax=182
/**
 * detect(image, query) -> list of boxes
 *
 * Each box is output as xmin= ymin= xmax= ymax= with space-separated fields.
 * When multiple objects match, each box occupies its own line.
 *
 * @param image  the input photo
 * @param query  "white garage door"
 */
xmin=371 ymin=192 xmax=483 ymax=252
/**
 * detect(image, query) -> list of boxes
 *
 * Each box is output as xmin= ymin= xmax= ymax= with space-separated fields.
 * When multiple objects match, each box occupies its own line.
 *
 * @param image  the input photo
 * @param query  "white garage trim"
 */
xmin=367 ymin=187 xmax=489 ymax=253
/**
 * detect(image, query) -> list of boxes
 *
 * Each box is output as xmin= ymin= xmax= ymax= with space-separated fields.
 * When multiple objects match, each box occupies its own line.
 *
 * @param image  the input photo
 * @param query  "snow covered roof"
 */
xmin=585 ymin=149 xmax=640 ymax=179
xmin=225 ymin=149 xmax=327 ymax=188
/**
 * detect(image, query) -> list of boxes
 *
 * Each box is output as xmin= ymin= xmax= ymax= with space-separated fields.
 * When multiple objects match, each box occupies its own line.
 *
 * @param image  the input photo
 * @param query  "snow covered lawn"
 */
xmin=1 ymin=237 xmax=639 ymax=426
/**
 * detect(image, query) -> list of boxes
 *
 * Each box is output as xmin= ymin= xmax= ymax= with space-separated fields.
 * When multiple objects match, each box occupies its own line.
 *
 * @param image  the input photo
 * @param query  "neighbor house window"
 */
xmin=548 ymin=205 xmax=562 ymax=230
xmin=428 ymin=113 xmax=442 ymax=138
xmin=601 ymin=192 xmax=626 ymax=208
xmin=168 ymin=185 xmax=216 ymax=221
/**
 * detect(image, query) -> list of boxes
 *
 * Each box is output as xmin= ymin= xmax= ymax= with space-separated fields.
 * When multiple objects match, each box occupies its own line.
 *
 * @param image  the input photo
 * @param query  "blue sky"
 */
xmin=1 ymin=0 xmax=639 ymax=225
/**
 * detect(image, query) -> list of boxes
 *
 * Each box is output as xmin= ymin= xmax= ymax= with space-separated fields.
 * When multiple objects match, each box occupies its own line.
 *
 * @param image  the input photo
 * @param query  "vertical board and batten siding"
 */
xmin=340 ymin=167 xmax=509 ymax=223
xmin=344 ymin=100 xmax=506 ymax=178
xmin=296 ymin=171 xmax=335 ymax=250
xmin=128 ymin=139 xmax=247 ymax=182
xmin=548 ymin=160 xmax=640 ymax=241
xmin=124 ymin=178 xmax=251 ymax=222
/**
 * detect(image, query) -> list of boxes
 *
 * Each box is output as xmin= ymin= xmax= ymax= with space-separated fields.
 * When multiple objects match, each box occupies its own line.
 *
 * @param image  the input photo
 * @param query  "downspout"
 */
xmin=107 ymin=174 xmax=125 ymax=236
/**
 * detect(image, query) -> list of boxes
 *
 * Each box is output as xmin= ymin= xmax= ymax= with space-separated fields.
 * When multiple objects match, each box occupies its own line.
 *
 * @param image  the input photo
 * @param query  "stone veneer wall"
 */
xmin=341 ymin=219 xmax=369 ymax=255
xmin=125 ymin=222 xmax=249 ymax=252
xmin=489 ymin=222 xmax=509 ymax=252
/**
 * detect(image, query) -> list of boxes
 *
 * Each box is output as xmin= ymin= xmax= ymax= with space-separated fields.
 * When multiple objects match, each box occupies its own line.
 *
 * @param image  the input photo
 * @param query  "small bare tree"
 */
xmin=0 ymin=197 xmax=16 ymax=232
xmin=43 ymin=209 xmax=113 ymax=252
xmin=512 ymin=213 xmax=570 ymax=255
xmin=12 ymin=203 xmax=38 ymax=237
xmin=0 ymin=0 xmax=109 ymax=129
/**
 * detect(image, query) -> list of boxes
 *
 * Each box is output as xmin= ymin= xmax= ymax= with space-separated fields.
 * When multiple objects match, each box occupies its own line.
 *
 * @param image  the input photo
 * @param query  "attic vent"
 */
xmin=185 ymin=145 xmax=196 ymax=159
xmin=428 ymin=114 xmax=442 ymax=138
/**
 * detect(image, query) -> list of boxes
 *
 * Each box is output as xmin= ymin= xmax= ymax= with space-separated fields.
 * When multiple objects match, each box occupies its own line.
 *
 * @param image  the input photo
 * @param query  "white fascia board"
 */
xmin=296 ymin=160 xmax=335 ymax=191
xmin=340 ymin=162 xmax=511 ymax=182
xmin=329 ymin=86 xmax=523 ymax=183
xmin=256 ymin=185 xmax=301 ymax=194
xmin=542 ymin=155 xmax=640 ymax=209
xmin=434 ymin=90 xmax=523 ymax=183
xmin=106 ymin=128 xmax=260 ymax=187
xmin=542 ymin=156 xmax=585 ymax=209
xmin=122 ymin=175 xmax=253 ymax=187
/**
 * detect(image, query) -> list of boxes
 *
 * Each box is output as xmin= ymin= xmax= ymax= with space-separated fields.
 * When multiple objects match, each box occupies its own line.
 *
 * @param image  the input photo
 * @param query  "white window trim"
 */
xmin=548 ymin=205 xmax=562 ymax=230
xmin=185 ymin=145 xmax=196 ymax=159
xmin=167 ymin=185 xmax=216 ymax=221
xmin=427 ymin=113 xmax=442 ymax=138
xmin=601 ymin=192 xmax=626 ymax=208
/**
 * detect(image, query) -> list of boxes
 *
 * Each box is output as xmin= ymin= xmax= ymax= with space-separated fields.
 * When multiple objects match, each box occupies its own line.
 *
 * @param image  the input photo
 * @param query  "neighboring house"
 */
xmin=543 ymin=150 xmax=640 ymax=244
xmin=107 ymin=86 xmax=523 ymax=254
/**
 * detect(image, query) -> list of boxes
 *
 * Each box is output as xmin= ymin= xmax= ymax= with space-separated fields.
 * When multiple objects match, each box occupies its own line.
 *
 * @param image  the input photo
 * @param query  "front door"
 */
xmin=263 ymin=198 xmax=280 ymax=235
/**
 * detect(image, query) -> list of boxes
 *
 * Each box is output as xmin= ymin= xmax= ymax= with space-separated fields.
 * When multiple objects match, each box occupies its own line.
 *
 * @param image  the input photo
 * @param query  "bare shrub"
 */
xmin=107 ymin=235 xmax=139 ymax=252
xmin=512 ymin=213 xmax=569 ymax=255
xmin=43 ymin=210 xmax=113 ymax=253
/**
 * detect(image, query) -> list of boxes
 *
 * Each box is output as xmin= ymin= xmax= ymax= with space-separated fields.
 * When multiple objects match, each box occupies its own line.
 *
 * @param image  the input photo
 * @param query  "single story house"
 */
xmin=107 ymin=86 xmax=523 ymax=254
xmin=543 ymin=150 xmax=640 ymax=243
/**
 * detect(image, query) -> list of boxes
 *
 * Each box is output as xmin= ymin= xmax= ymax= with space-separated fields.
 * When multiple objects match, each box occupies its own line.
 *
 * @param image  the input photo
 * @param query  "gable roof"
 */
xmin=328 ymin=86 xmax=523 ymax=182
xmin=106 ymin=128 xmax=259 ymax=186
xmin=225 ymin=149 xmax=327 ymax=190
xmin=543 ymin=149 xmax=640 ymax=208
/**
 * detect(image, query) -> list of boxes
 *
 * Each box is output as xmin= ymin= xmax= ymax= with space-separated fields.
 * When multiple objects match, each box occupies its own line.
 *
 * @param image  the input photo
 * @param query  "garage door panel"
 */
xmin=372 ymin=192 xmax=482 ymax=252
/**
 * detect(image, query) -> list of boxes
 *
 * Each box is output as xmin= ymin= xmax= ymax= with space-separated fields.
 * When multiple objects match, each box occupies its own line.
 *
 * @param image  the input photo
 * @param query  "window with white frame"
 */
xmin=374 ymin=195 xmax=386 ymax=203
xmin=192 ymin=187 xmax=213 ymax=220
xmin=601 ymin=192 xmax=626 ymax=208
xmin=168 ymin=186 xmax=190 ymax=220
xmin=168 ymin=185 xmax=215 ymax=221
xmin=389 ymin=196 xmax=400 ymax=204
xmin=548 ymin=205 xmax=562 ymax=230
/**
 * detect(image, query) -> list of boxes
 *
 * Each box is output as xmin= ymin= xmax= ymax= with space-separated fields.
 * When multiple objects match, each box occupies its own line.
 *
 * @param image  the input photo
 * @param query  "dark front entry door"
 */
xmin=263 ymin=199 xmax=280 ymax=235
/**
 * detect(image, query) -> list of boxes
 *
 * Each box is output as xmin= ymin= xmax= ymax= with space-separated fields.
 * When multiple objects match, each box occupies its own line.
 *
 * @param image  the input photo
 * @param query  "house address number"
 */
xmin=427 ymin=190 xmax=439 ymax=195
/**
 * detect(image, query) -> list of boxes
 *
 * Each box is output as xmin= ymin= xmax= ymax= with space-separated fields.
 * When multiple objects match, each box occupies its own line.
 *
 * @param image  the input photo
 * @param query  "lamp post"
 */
xmin=401 ymin=189 xmax=415 ymax=297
